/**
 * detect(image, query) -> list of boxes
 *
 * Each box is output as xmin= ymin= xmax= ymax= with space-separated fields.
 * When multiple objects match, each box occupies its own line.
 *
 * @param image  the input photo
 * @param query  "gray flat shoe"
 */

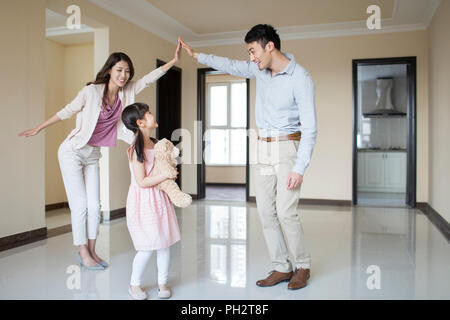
xmin=77 ymin=253 xmax=105 ymax=270
xmin=98 ymin=260 xmax=109 ymax=268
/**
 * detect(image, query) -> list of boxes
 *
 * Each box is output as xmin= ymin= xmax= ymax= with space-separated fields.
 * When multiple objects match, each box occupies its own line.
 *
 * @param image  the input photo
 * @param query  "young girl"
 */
xmin=121 ymin=102 xmax=181 ymax=300
xmin=18 ymin=39 xmax=182 ymax=270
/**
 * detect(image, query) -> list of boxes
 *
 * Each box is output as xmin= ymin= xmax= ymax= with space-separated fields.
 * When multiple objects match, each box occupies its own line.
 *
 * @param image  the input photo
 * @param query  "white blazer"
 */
xmin=57 ymin=67 xmax=166 ymax=149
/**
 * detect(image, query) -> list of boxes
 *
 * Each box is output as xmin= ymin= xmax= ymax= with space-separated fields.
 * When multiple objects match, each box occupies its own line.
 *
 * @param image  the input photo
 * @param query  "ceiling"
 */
xmin=146 ymin=0 xmax=395 ymax=34
xmin=79 ymin=0 xmax=440 ymax=47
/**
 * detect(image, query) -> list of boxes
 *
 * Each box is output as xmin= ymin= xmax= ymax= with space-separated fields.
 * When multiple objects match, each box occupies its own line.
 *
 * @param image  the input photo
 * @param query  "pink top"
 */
xmin=126 ymin=146 xmax=181 ymax=251
xmin=87 ymin=97 xmax=122 ymax=147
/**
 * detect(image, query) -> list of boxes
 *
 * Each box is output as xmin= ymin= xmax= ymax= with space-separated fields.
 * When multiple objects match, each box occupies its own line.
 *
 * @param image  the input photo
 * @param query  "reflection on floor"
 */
xmin=205 ymin=185 xmax=246 ymax=202
xmin=357 ymin=192 xmax=407 ymax=207
xmin=1 ymin=201 xmax=449 ymax=299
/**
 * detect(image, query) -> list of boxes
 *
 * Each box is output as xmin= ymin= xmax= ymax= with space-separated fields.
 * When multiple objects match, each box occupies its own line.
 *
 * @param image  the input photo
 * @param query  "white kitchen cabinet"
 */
xmin=358 ymin=151 xmax=406 ymax=193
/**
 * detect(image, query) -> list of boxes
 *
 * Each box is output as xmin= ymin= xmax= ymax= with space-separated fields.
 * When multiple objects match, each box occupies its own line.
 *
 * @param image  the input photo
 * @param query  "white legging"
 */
xmin=130 ymin=248 xmax=170 ymax=286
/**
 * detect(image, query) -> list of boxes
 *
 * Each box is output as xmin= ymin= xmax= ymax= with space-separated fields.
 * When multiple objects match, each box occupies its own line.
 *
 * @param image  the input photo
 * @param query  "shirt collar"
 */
xmin=276 ymin=52 xmax=296 ymax=76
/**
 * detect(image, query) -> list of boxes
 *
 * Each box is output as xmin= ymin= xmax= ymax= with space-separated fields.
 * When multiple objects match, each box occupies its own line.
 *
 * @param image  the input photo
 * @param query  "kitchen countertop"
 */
xmin=358 ymin=148 xmax=407 ymax=152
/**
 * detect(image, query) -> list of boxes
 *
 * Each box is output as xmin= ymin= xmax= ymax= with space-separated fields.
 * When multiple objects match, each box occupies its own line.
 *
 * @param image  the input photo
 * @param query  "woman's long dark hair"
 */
xmin=121 ymin=102 xmax=157 ymax=163
xmin=87 ymin=52 xmax=135 ymax=108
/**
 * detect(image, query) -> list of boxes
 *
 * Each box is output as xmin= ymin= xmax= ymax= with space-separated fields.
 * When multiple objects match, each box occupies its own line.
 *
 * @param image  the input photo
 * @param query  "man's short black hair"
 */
xmin=245 ymin=24 xmax=281 ymax=51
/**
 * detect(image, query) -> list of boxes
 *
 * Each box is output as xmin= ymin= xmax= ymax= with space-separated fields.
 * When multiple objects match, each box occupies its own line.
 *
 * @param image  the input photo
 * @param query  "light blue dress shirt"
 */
xmin=198 ymin=52 xmax=317 ymax=175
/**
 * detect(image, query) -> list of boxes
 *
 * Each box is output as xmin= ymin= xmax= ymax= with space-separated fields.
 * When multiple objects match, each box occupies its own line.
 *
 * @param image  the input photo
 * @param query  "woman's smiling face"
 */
xmin=109 ymin=60 xmax=131 ymax=87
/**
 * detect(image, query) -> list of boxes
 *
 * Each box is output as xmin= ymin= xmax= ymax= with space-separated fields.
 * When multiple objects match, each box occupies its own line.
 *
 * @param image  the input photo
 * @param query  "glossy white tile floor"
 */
xmin=357 ymin=192 xmax=407 ymax=207
xmin=1 ymin=201 xmax=449 ymax=300
xmin=205 ymin=185 xmax=246 ymax=201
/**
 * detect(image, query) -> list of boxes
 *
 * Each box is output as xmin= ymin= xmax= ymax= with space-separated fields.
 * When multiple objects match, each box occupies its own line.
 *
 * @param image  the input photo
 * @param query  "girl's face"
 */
xmin=109 ymin=60 xmax=130 ymax=88
xmin=139 ymin=111 xmax=158 ymax=130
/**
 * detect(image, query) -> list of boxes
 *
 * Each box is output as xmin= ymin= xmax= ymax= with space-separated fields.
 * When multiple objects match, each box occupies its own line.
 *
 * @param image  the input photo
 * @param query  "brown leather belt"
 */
xmin=257 ymin=131 xmax=301 ymax=142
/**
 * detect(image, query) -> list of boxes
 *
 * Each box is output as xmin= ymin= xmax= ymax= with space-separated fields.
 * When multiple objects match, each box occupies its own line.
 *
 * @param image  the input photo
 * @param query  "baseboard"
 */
xmin=0 ymin=227 xmax=47 ymax=252
xmin=189 ymin=194 xmax=198 ymax=200
xmin=418 ymin=203 xmax=450 ymax=243
xmin=47 ymin=224 xmax=72 ymax=239
xmin=110 ymin=208 xmax=126 ymax=221
xmin=416 ymin=202 xmax=428 ymax=213
xmin=45 ymin=202 xmax=69 ymax=211
xmin=205 ymin=183 xmax=246 ymax=187
xmin=300 ymin=198 xmax=352 ymax=206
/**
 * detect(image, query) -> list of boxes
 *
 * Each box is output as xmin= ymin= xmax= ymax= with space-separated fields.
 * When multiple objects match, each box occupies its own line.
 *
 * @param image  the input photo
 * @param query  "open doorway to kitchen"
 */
xmin=197 ymin=69 xmax=250 ymax=202
xmin=352 ymin=57 xmax=417 ymax=208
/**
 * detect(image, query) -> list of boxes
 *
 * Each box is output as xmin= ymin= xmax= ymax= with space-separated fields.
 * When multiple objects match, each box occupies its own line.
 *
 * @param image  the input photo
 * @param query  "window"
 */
xmin=205 ymin=81 xmax=247 ymax=165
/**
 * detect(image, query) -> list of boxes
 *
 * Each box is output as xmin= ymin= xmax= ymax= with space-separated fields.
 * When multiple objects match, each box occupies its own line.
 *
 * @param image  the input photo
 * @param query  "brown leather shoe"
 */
xmin=256 ymin=270 xmax=293 ymax=287
xmin=287 ymin=268 xmax=310 ymax=290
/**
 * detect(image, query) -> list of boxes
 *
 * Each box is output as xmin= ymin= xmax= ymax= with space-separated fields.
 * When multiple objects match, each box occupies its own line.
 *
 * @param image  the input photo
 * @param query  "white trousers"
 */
xmin=130 ymin=248 xmax=170 ymax=286
xmin=58 ymin=139 xmax=102 ymax=246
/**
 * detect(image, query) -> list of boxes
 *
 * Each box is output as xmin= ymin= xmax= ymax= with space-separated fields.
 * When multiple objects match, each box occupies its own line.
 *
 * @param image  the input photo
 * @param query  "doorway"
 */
xmin=197 ymin=68 xmax=250 ymax=202
xmin=352 ymin=57 xmax=417 ymax=207
xmin=44 ymin=8 xmax=96 ymax=231
xmin=156 ymin=59 xmax=182 ymax=187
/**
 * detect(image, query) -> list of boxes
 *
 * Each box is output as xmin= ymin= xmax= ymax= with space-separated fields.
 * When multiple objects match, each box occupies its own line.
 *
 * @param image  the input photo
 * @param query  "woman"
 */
xmin=18 ymin=38 xmax=182 ymax=270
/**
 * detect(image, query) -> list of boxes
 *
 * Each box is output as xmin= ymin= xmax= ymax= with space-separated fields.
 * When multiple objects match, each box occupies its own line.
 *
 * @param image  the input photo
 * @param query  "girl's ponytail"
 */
xmin=134 ymin=129 xmax=145 ymax=163
xmin=121 ymin=102 xmax=151 ymax=163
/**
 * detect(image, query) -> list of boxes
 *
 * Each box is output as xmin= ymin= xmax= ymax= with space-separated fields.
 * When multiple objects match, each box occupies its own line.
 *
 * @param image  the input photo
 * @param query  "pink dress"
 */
xmin=126 ymin=146 xmax=181 ymax=251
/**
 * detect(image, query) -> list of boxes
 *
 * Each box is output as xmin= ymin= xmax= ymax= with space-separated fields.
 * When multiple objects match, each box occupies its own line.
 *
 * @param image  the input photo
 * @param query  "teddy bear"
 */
xmin=153 ymin=138 xmax=192 ymax=208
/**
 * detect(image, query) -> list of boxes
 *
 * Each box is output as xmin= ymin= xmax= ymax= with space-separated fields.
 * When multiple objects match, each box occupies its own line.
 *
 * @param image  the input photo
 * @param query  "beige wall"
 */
xmin=429 ymin=0 xmax=450 ymax=223
xmin=187 ymin=30 xmax=429 ymax=202
xmin=206 ymin=166 xmax=246 ymax=184
xmin=45 ymin=40 xmax=94 ymax=205
xmin=0 ymin=0 xmax=47 ymax=237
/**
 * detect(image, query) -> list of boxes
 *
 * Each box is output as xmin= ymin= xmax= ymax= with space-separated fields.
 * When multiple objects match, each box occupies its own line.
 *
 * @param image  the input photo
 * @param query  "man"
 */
xmin=180 ymin=24 xmax=317 ymax=290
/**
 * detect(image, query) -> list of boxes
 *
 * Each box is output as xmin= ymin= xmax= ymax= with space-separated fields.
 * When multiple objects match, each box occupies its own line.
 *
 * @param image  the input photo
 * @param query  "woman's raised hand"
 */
xmin=179 ymin=37 xmax=196 ymax=58
xmin=174 ymin=36 xmax=182 ymax=62
xmin=18 ymin=127 xmax=41 ymax=138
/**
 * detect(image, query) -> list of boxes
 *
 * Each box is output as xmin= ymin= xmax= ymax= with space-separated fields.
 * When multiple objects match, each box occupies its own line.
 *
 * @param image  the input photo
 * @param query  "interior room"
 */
xmin=0 ymin=0 xmax=449 ymax=301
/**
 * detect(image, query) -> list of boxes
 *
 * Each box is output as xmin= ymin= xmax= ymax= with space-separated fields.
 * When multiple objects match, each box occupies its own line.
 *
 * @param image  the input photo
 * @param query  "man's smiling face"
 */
xmin=247 ymin=40 xmax=272 ymax=70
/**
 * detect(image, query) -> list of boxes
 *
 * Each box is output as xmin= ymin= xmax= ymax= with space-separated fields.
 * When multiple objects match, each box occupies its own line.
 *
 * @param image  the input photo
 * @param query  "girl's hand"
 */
xmin=174 ymin=36 xmax=182 ymax=62
xmin=163 ymin=169 xmax=178 ymax=180
xmin=18 ymin=127 xmax=41 ymax=137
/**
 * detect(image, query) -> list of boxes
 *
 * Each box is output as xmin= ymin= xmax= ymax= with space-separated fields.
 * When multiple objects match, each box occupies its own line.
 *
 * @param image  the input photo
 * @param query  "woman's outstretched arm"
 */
xmin=18 ymin=85 xmax=87 ymax=137
xmin=18 ymin=114 xmax=61 ymax=137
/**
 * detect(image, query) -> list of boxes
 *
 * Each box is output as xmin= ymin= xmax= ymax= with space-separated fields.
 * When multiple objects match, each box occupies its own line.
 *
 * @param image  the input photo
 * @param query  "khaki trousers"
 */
xmin=254 ymin=139 xmax=311 ymax=272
